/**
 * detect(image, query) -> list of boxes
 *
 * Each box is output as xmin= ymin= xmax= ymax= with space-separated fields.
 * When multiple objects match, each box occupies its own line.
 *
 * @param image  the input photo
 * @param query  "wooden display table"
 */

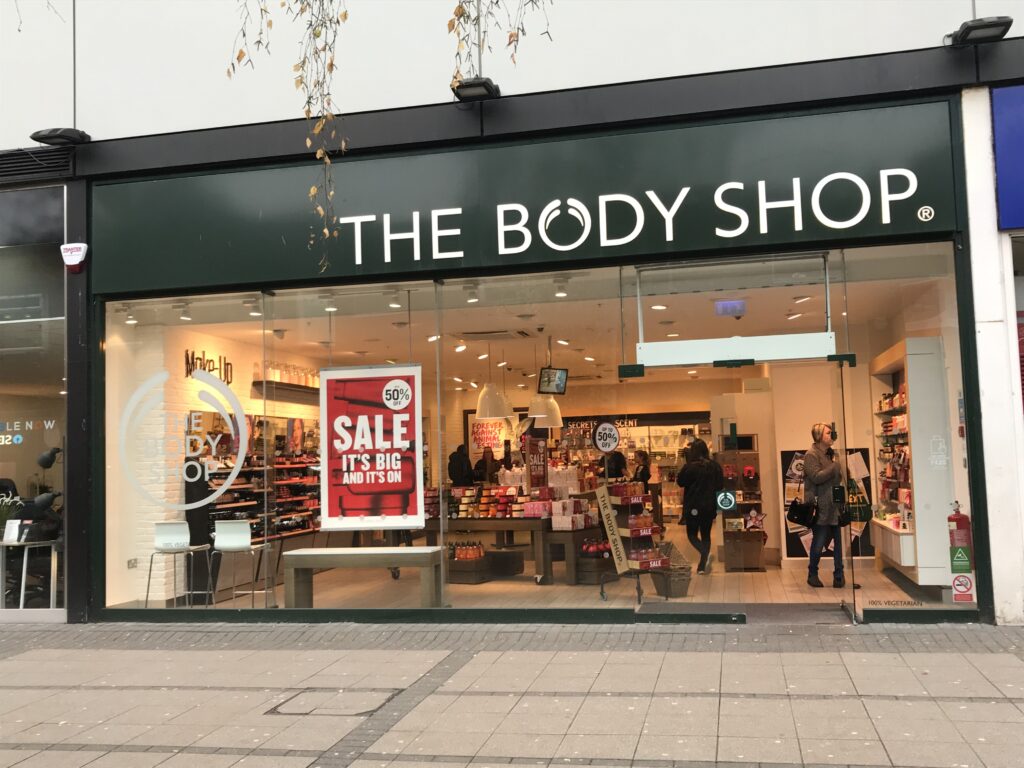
xmin=283 ymin=546 xmax=443 ymax=608
xmin=424 ymin=518 xmax=551 ymax=583
xmin=543 ymin=527 xmax=604 ymax=585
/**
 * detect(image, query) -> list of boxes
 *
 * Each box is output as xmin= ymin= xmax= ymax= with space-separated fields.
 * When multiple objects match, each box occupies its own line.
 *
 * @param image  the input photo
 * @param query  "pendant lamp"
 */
xmin=475 ymin=382 xmax=507 ymax=420
xmin=528 ymin=394 xmax=563 ymax=428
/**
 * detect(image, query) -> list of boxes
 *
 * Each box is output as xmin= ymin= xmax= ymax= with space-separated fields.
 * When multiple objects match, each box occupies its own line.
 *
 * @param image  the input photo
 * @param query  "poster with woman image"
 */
xmin=781 ymin=448 xmax=874 ymax=558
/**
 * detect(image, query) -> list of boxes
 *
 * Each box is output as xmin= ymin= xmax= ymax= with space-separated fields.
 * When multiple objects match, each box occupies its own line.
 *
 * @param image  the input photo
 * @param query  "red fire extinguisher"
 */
xmin=948 ymin=500 xmax=974 ymax=569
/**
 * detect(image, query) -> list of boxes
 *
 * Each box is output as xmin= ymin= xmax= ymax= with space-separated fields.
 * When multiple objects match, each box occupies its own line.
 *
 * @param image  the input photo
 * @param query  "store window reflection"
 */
xmin=0 ymin=186 xmax=66 ymax=610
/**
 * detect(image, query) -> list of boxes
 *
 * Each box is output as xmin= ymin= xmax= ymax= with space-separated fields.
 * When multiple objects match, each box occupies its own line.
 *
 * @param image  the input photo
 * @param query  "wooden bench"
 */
xmin=283 ymin=546 xmax=444 ymax=608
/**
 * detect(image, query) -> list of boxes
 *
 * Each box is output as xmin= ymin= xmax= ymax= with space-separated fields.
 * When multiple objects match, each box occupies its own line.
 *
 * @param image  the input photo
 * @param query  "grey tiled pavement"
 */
xmin=0 ymin=623 xmax=1024 ymax=766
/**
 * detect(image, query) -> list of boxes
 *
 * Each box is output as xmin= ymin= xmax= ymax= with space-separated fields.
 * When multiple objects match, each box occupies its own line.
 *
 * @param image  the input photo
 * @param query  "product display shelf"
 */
xmin=869 ymin=337 xmax=955 ymax=586
xmin=716 ymin=446 xmax=766 ymax=572
xmin=269 ymin=460 xmax=321 ymax=542
xmin=608 ymin=487 xmax=667 ymax=601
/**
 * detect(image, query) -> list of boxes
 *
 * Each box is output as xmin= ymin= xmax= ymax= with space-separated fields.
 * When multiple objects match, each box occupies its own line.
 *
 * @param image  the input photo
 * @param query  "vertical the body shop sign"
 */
xmin=320 ymin=365 xmax=424 ymax=530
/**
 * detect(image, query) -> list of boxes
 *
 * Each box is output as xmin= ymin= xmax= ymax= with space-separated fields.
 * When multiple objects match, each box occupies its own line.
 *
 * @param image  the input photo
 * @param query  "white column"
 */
xmin=962 ymin=87 xmax=1024 ymax=624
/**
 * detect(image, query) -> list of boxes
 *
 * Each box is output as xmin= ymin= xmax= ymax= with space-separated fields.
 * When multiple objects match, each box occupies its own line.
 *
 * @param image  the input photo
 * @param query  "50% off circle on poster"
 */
xmin=591 ymin=421 xmax=620 ymax=454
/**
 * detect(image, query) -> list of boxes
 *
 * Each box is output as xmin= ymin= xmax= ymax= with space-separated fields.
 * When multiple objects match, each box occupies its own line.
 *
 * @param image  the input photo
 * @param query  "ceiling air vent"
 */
xmin=458 ymin=329 xmax=534 ymax=341
xmin=0 ymin=147 xmax=73 ymax=184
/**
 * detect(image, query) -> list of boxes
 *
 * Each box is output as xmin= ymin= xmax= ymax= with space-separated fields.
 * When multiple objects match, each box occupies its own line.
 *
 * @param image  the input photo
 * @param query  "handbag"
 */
xmin=786 ymin=483 xmax=818 ymax=529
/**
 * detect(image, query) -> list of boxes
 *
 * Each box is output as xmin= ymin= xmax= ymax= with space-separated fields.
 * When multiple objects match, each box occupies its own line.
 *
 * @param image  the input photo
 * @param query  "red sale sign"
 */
xmin=320 ymin=365 xmax=424 ymax=530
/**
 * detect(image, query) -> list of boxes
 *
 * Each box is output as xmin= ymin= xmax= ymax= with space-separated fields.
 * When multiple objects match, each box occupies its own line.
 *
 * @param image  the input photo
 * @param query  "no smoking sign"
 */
xmin=952 ymin=573 xmax=976 ymax=603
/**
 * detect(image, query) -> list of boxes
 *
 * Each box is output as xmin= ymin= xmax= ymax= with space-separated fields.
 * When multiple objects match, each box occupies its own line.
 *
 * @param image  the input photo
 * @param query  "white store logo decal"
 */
xmin=119 ymin=369 xmax=249 ymax=510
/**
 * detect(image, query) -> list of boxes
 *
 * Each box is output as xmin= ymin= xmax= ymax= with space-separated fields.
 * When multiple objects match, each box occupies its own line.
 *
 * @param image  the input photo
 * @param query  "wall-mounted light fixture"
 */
xmin=452 ymin=76 xmax=501 ymax=102
xmin=29 ymin=127 xmax=91 ymax=146
xmin=944 ymin=16 xmax=1013 ymax=46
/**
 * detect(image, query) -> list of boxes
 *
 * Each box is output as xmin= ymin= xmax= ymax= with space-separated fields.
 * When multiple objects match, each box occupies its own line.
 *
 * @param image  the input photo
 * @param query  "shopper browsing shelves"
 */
xmin=474 ymin=447 xmax=500 ymax=485
xmin=447 ymin=444 xmax=474 ymax=487
xmin=676 ymin=439 xmax=724 ymax=575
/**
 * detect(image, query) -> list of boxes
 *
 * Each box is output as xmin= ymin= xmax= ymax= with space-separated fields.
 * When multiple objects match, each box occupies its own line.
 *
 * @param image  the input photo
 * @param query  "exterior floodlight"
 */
xmin=29 ymin=127 xmax=91 ymax=146
xmin=944 ymin=16 xmax=1013 ymax=46
xmin=452 ymin=76 xmax=501 ymax=102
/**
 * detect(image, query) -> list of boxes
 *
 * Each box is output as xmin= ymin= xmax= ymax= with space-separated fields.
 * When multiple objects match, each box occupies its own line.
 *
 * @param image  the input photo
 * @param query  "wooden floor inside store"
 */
xmin=214 ymin=524 xmax=921 ymax=611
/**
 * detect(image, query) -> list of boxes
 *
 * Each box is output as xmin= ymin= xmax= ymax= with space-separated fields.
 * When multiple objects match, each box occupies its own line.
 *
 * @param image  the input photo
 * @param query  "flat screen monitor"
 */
xmin=537 ymin=367 xmax=568 ymax=395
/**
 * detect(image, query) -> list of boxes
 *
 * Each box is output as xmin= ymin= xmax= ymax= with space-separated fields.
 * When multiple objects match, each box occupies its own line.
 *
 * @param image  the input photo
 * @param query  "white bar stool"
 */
xmin=212 ymin=519 xmax=268 ymax=608
xmin=144 ymin=521 xmax=212 ymax=608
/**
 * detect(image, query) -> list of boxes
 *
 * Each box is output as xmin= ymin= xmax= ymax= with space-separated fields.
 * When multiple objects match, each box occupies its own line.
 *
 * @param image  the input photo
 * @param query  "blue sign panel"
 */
xmin=993 ymin=86 xmax=1024 ymax=230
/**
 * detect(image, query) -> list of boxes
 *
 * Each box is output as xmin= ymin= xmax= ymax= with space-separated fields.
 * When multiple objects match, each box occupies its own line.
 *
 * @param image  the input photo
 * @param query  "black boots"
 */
xmin=807 ymin=574 xmax=824 ymax=588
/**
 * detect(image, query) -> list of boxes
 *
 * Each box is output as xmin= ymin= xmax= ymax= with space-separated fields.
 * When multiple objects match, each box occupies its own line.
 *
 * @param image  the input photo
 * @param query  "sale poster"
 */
xmin=320 ymin=365 xmax=424 ymax=531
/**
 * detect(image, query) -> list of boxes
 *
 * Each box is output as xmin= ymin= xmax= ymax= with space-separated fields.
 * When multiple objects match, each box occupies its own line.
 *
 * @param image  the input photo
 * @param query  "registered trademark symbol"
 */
xmin=917 ymin=205 xmax=935 ymax=222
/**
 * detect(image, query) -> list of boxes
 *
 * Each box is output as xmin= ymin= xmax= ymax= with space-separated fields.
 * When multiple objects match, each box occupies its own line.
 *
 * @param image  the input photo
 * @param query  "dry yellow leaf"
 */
xmin=313 ymin=118 xmax=325 ymax=134
xmin=454 ymin=4 xmax=465 ymax=18
xmin=340 ymin=10 xmax=348 ymax=21
xmin=322 ymin=227 xmax=330 ymax=237
xmin=309 ymin=185 xmax=318 ymax=198
xmin=447 ymin=18 xmax=456 ymax=33
xmin=315 ymin=148 xmax=325 ymax=159
xmin=267 ymin=18 xmax=273 ymax=29
xmin=341 ymin=138 xmax=348 ymax=152
xmin=226 ymin=67 xmax=233 ymax=79
xmin=294 ymin=76 xmax=304 ymax=89
xmin=305 ymin=137 xmax=312 ymax=149
xmin=293 ymin=62 xmax=302 ymax=72
xmin=236 ymin=48 xmax=245 ymax=63
xmin=316 ymin=205 xmax=325 ymax=217
xmin=508 ymin=31 xmax=519 ymax=45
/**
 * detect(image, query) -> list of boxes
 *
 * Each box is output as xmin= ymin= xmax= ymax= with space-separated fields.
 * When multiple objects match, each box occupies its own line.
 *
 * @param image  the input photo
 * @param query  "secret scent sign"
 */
xmin=320 ymin=365 xmax=424 ymax=530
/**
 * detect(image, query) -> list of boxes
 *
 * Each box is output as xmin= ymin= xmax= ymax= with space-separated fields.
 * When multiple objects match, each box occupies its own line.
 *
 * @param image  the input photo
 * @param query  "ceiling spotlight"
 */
xmin=451 ymin=76 xmax=501 ymax=102
xmin=455 ymin=343 xmax=467 ymax=352
xmin=427 ymin=335 xmax=440 ymax=342
xmin=477 ymin=353 xmax=489 ymax=360
xmin=497 ymin=361 xmax=508 ymax=367
xmin=324 ymin=304 xmax=338 ymax=313
xmin=584 ymin=356 xmax=595 ymax=362
xmin=466 ymin=290 xmax=479 ymax=304
xmin=786 ymin=312 xmax=803 ymax=320
xmin=651 ymin=304 xmax=668 ymax=311
xmin=554 ymin=279 xmax=569 ymax=298
xmin=516 ymin=383 xmax=527 ymax=388
xmin=667 ymin=332 xmax=680 ymax=338
xmin=243 ymin=298 xmax=262 ymax=317
xmin=526 ymin=373 xmax=537 ymax=378
xmin=944 ymin=16 xmax=1013 ymax=46
xmin=125 ymin=315 xmax=138 ymax=325
xmin=688 ymin=370 xmax=697 ymax=375
xmin=455 ymin=386 xmax=464 ymax=391
xmin=453 ymin=377 xmax=463 ymax=383
xmin=557 ymin=339 xmax=570 ymax=346
xmin=469 ymin=381 xmax=479 ymax=389
xmin=59 ymin=390 xmax=67 ymax=395
xmin=175 ymin=303 xmax=192 ymax=321
xmin=793 ymin=296 xmax=811 ymax=304
xmin=842 ymin=311 xmax=848 ymax=317
xmin=387 ymin=291 xmax=402 ymax=309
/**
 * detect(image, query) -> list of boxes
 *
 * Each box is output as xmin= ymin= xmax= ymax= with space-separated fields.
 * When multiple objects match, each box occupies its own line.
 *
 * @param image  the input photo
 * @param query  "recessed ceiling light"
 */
xmin=687 ymin=370 xmax=697 ymax=374
xmin=554 ymin=278 xmax=569 ymax=298
xmin=496 ymin=361 xmax=508 ymax=367
xmin=584 ymin=356 xmax=595 ymax=362
xmin=651 ymin=304 xmax=667 ymax=311
xmin=667 ymin=332 xmax=680 ymax=338
xmin=526 ymin=373 xmax=537 ymax=378
xmin=125 ymin=315 xmax=138 ymax=325
xmin=516 ymin=383 xmax=527 ymax=388
xmin=249 ymin=310 xmax=263 ymax=317
xmin=455 ymin=387 xmax=464 ymax=391
xmin=477 ymin=353 xmax=488 ymax=360
xmin=385 ymin=359 xmax=397 ymax=365
xmin=466 ymin=289 xmax=479 ymax=304
xmin=555 ymin=289 xmax=568 ymax=298
xmin=455 ymin=343 xmax=467 ymax=352
xmin=387 ymin=291 xmax=402 ymax=309
xmin=557 ymin=339 xmax=569 ymax=346
xmin=427 ymin=335 xmax=440 ymax=342
xmin=179 ymin=312 xmax=192 ymax=321
xmin=793 ymin=296 xmax=811 ymax=304
xmin=786 ymin=312 xmax=803 ymax=320
xmin=324 ymin=305 xmax=338 ymax=313
xmin=453 ymin=377 xmax=463 ymax=383
xmin=842 ymin=311 xmax=848 ymax=316
xmin=469 ymin=381 xmax=478 ymax=389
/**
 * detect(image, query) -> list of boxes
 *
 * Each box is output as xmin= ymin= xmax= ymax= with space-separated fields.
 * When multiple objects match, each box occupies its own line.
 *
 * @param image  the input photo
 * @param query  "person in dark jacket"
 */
xmin=598 ymin=450 xmax=628 ymax=480
xmin=677 ymin=439 xmax=724 ymax=574
xmin=632 ymin=450 xmax=652 ymax=492
xmin=474 ymin=447 xmax=500 ymax=484
xmin=447 ymin=444 xmax=474 ymax=486
xmin=803 ymin=422 xmax=852 ymax=588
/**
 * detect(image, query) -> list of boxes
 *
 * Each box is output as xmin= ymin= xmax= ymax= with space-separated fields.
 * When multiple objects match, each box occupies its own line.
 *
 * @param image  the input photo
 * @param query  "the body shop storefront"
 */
xmin=89 ymin=97 xmax=991 ymax=623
